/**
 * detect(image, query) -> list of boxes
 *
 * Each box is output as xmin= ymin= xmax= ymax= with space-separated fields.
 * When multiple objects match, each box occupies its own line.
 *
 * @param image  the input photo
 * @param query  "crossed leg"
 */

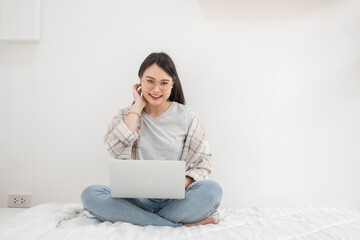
xmin=81 ymin=180 xmax=222 ymax=227
xmin=81 ymin=185 xmax=180 ymax=227
xmin=156 ymin=180 xmax=223 ymax=226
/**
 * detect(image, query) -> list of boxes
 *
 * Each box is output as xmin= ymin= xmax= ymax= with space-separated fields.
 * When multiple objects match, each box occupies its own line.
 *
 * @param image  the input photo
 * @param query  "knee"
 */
xmin=193 ymin=180 xmax=223 ymax=207
xmin=81 ymin=185 xmax=95 ymax=206
xmin=81 ymin=185 xmax=109 ymax=207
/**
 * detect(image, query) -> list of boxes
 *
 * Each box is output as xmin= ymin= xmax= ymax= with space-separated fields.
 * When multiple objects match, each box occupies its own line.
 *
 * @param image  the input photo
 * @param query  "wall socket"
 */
xmin=8 ymin=194 xmax=31 ymax=208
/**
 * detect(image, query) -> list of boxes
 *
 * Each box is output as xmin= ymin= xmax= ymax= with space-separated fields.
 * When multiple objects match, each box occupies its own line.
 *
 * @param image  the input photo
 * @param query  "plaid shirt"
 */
xmin=104 ymin=106 xmax=212 ymax=181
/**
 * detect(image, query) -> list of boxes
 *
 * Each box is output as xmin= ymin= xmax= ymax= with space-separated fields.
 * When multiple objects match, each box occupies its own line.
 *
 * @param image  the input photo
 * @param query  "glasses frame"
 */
xmin=142 ymin=79 xmax=174 ymax=91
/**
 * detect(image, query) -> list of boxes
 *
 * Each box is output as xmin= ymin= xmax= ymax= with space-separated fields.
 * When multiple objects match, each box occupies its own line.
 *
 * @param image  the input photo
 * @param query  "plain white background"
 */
xmin=0 ymin=0 xmax=359 ymax=210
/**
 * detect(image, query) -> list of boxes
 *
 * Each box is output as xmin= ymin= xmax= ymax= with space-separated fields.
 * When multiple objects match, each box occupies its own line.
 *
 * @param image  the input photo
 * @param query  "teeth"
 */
xmin=150 ymin=94 xmax=161 ymax=98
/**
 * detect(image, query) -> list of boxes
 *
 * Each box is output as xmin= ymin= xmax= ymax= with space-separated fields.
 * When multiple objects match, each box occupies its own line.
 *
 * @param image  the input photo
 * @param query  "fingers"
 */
xmin=133 ymin=83 xmax=141 ymax=90
xmin=132 ymin=83 xmax=142 ymax=96
xmin=132 ymin=83 xmax=144 ymax=102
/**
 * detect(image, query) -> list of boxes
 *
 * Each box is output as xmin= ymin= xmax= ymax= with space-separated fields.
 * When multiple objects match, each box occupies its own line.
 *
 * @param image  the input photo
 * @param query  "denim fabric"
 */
xmin=81 ymin=180 xmax=223 ymax=227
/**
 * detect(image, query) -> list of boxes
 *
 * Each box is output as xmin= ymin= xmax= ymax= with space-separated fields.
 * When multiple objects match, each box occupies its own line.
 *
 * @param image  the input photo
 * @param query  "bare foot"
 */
xmin=183 ymin=217 xmax=219 ymax=227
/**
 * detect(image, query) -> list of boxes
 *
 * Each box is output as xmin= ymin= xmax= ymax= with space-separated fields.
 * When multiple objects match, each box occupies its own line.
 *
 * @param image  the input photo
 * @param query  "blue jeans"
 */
xmin=81 ymin=180 xmax=223 ymax=227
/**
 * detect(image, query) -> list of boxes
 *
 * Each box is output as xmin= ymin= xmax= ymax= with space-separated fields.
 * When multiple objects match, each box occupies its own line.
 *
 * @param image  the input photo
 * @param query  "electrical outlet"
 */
xmin=8 ymin=194 xmax=31 ymax=208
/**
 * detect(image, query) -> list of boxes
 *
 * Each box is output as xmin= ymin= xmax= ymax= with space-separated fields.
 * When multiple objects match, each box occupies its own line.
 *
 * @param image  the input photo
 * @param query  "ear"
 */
xmin=139 ymin=77 xmax=142 ymax=85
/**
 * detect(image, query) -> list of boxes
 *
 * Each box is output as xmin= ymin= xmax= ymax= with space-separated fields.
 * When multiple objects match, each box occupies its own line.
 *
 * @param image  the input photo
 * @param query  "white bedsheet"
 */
xmin=1 ymin=202 xmax=360 ymax=240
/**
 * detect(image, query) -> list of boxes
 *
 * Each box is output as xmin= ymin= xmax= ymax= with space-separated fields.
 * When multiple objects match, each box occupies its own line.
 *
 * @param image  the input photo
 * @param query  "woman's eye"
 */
xmin=161 ymin=82 xmax=169 ymax=85
xmin=147 ymin=80 xmax=154 ymax=83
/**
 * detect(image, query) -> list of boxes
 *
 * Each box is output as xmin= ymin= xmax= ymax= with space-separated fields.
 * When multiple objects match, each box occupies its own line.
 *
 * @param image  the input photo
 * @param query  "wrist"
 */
xmin=127 ymin=110 xmax=141 ymax=118
xmin=131 ymin=103 xmax=144 ymax=113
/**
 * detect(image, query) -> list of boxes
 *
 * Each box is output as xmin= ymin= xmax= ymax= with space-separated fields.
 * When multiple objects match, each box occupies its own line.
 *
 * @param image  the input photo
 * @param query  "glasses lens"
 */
xmin=160 ymin=82 xmax=171 ymax=91
xmin=143 ymin=80 xmax=152 ymax=89
xmin=143 ymin=80 xmax=172 ymax=91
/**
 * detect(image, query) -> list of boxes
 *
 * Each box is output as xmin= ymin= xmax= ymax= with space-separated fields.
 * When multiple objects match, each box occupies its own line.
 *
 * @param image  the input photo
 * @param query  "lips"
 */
xmin=149 ymin=93 xmax=163 ymax=100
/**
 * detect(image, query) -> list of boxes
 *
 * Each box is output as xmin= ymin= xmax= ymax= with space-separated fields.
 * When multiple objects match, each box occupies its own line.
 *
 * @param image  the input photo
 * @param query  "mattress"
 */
xmin=0 ymin=202 xmax=360 ymax=240
xmin=0 ymin=208 xmax=26 ymax=224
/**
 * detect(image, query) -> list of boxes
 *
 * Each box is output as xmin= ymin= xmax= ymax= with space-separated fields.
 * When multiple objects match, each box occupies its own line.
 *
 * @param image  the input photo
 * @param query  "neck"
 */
xmin=144 ymin=101 xmax=172 ymax=117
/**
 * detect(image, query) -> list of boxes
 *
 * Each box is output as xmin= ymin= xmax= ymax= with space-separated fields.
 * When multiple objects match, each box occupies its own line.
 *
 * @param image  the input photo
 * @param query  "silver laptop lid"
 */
xmin=108 ymin=159 xmax=185 ymax=199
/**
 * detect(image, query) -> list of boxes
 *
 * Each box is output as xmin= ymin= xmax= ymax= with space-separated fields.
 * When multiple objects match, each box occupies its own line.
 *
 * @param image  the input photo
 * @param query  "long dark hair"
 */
xmin=138 ymin=52 xmax=185 ymax=104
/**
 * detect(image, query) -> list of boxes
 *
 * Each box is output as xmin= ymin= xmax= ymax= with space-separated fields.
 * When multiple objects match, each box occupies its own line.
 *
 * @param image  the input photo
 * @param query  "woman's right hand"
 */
xmin=132 ymin=83 xmax=147 ymax=112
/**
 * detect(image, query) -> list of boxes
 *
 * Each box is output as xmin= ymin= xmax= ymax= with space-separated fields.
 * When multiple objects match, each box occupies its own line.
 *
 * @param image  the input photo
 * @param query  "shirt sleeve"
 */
xmin=181 ymin=117 xmax=212 ymax=181
xmin=104 ymin=107 xmax=139 ymax=159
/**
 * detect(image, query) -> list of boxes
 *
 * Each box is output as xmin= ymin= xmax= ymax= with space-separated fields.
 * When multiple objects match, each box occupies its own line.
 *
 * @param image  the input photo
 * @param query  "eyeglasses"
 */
xmin=142 ymin=79 xmax=173 ymax=91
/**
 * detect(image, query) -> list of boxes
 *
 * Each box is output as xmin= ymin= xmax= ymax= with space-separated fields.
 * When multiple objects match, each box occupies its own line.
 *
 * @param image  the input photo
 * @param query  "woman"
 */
xmin=81 ymin=52 xmax=223 ymax=227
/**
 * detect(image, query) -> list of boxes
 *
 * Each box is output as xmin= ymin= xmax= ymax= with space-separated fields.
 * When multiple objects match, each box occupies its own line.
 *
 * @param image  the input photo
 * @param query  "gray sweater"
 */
xmin=104 ymin=102 xmax=212 ymax=180
xmin=139 ymin=102 xmax=195 ymax=160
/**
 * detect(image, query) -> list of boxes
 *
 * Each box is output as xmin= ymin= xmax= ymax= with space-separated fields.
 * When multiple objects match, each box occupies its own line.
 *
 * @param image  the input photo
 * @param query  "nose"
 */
xmin=152 ymin=84 xmax=162 ymax=91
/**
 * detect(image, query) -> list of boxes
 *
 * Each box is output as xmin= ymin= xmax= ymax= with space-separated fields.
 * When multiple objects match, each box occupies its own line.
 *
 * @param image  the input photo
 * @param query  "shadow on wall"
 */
xmin=0 ymin=41 xmax=39 ymax=66
xmin=197 ymin=0 xmax=345 ymax=22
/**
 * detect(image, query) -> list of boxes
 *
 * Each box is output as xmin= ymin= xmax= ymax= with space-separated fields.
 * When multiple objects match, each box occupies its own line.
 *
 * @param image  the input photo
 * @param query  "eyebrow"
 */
xmin=145 ymin=76 xmax=171 ymax=81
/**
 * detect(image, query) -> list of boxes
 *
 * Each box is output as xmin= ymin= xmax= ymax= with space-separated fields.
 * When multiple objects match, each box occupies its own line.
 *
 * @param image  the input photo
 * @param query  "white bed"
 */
xmin=0 ymin=208 xmax=26 ymax=224
xmin=1 ymin=202 xmax=360 ymax=240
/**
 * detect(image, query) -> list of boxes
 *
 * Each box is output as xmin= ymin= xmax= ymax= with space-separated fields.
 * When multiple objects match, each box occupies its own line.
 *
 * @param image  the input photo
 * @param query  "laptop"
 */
xmin=108 ymin=159 xmax=185 ymax=199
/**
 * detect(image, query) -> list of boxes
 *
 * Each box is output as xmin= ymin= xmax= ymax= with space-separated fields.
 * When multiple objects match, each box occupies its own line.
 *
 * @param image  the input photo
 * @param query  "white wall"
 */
xmin=1 ymin=0 xmax=359 ymax=210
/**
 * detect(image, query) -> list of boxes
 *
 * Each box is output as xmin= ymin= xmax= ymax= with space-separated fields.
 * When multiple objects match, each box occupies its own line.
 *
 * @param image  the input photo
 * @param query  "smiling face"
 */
xmin=140 ymin=63 xmax=174 ymax=107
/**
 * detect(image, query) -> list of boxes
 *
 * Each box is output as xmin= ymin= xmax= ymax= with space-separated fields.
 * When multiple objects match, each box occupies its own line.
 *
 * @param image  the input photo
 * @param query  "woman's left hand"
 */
xmin=185 ymin=176 xmax=194 ymax=189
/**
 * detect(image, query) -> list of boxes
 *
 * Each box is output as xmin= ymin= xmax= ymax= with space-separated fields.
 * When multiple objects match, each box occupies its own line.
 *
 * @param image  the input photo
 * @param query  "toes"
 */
xmin=209 ymin=217 xmax=219 ymax=224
